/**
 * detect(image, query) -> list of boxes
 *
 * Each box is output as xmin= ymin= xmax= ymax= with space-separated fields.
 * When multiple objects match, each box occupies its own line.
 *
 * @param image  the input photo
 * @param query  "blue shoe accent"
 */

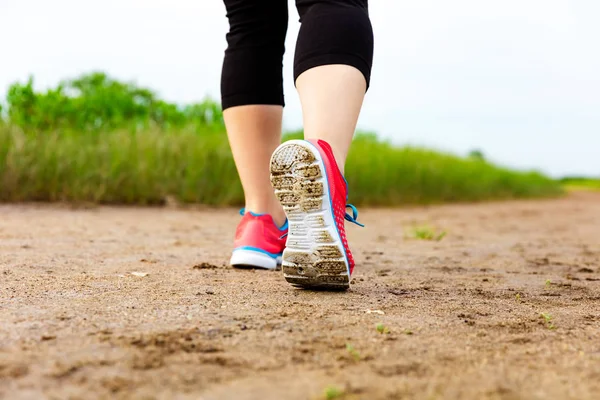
xmin=239 ymin=208 xmax=266 ymax=217
xmin=233 ymin=246 xmax=282 ymax=259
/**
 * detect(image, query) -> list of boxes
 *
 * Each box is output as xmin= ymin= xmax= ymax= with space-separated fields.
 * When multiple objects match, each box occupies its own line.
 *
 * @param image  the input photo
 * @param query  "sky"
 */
xmin=1 ymin=0 xmax=598 ymax=177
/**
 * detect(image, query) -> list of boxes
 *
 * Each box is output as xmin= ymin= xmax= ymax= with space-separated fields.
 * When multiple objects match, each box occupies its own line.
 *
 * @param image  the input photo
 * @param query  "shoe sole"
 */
xmin=270 ymin=140 xmax=350 ymax=290
xmin=230 ymin=249 xmax=281 ymax=270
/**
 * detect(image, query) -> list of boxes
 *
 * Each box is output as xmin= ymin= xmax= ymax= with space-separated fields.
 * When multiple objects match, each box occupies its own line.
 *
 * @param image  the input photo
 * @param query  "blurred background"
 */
xmin=0 ymin=0 xmax=598 ymax=205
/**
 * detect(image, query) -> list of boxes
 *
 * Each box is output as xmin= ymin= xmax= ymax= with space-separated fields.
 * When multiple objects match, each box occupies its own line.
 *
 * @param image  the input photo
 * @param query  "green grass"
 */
xmin=540 ymin=312 xmax=556 ymax=330
xmin=376 ymin=323 xmax=390 ymax=334
xmin=323 ymin=386 xmax=345 ymax=400
xmin=407 ymin=225 xmax=447 ymax=241
xmin=345 ymin=133 xmax=564 ymax=206
xmin=560 ymin=176 xmax=600 ymax=192
xmin=0 ymin=124 xmax=242 ymax=205
xmin=345 ymin=343 xmax=361 ymax=361
xmin=0 ymin=125 xmax=563 ymax=206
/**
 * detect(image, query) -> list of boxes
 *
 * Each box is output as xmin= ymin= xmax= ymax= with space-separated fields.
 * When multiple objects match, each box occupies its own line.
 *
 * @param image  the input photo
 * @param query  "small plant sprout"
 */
xmin=403 ymin=329 xmax=414 ymax=335
xmin=540 ymin=312 xmax=556 ymax=330
xmin=376 ymin=323 xmax=390 ymax=334
xmin=435 ymin=231 xmax=448 ymax=241
xmin=408 ymin=225 xmax=447 ymax=241
xmin=545 ymin=279 xmax=552 ymax=288
xmin=345 ymin=343 xmax=361 ymax=361
xmin=323 ymin=386 xmax=345 ymax=400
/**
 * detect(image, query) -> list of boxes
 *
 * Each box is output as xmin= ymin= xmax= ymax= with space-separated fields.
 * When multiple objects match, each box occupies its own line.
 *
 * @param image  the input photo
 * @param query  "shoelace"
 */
xmin=345 ymin=204 xmax=365 ymax=228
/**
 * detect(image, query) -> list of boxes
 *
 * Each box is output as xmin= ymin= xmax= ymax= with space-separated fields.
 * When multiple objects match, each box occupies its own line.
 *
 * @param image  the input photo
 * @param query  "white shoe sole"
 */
xmin=230 ymin=249 xmax=281 ymax=270
xmin=270 ymin=140 xmax=350 ymax=290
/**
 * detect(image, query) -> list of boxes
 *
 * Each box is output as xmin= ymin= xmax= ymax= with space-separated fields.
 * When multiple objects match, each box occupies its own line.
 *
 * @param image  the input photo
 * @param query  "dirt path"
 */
xmin=1 ymin=192 xmax=599 ymax=400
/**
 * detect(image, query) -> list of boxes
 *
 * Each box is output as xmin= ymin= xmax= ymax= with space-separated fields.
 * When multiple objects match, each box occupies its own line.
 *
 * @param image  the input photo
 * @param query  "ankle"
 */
xmin=270 ymin=208 xmax=287 ymax=228
xmin=305 ymin=137 xmax=347 ymax=175
xmin=332 ymin=148 xmax=346 ymax=175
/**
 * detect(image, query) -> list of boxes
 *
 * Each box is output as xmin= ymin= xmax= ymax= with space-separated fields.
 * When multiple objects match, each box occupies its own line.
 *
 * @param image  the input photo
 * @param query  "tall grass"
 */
xmin=559 ymin=176 xmax=600 ymax=192
xmin=0 ymin=125 xmax=563 ymax=206
xmin=345 ymin=133 xmax=564 ymax=205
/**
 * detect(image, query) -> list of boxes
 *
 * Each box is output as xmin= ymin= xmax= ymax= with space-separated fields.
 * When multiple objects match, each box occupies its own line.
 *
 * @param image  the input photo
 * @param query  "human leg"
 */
xmin=221 ymin=0 xmax=290 ymax=268
xmin=269 ymin=0 xmax=374 ymax=288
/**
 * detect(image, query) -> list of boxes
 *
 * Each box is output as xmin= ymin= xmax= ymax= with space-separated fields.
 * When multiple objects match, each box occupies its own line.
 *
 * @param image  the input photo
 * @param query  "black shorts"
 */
xmin=220 ymin=0 xmax=374 ymax=110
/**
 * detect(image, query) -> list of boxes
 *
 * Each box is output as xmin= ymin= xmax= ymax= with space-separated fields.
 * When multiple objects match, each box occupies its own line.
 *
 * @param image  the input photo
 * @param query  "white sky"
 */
xmin=1 ymin=0 xmax=598 ymax=177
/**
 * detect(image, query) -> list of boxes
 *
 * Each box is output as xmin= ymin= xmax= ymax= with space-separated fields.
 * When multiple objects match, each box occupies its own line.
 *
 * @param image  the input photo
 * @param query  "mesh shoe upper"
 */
xmin=234 ymin=211 xmax=288 ymax=257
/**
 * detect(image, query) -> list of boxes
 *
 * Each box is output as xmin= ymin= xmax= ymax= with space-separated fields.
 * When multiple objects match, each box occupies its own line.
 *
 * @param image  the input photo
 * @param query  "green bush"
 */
xmin=3 ymin=72 xmax=223 ymax=132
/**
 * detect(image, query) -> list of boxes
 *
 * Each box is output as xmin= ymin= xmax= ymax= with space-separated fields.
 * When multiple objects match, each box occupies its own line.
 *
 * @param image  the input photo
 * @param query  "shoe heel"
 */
xmin=230 ymin=249 xmax=279 ymax=270
xmin=270 ymin=141 xmax=350 ymax=290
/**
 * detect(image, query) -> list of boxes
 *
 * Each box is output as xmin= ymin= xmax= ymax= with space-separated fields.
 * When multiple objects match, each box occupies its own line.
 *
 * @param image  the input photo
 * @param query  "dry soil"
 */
xmin=1 ymin=192 xmax=599 ymax=400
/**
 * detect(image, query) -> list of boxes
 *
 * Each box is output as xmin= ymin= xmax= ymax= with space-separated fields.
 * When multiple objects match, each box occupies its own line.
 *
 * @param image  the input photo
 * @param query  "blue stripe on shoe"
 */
xmin=233 ymin=246 xmax=282 ymax=259
xmin=278 ymin=219 xmax=289 ymax=231
xmin=240 ymin=208 xmax=267 ymax=217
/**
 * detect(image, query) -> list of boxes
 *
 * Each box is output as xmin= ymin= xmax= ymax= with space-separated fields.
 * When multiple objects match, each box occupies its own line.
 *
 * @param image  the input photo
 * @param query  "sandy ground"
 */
xmin=1 ymin=192 xmax=599 ymax=400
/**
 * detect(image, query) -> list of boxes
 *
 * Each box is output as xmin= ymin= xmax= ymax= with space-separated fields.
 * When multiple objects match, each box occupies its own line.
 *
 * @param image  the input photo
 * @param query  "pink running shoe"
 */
xmin=230 ymin=210 xmax=288 ymax=270
xmin=270 ymin=139 xmax=364 ymax=290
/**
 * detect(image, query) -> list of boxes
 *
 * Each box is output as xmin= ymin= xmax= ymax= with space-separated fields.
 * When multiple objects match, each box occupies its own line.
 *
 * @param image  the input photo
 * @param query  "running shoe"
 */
xmin=230 ymin=209 xmax=288 ymax=270
xmin=270 ymin=139 xmax=364 ymax=290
